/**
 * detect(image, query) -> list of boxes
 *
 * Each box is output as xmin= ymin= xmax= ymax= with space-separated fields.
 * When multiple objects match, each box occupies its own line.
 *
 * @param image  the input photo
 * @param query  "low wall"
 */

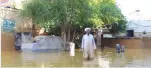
xmin=101 ymin=37 xmax=142 ymax=49
xmin=1 ymin=32 xmax=15 ymax=51
xmin=142 ymin=37 xmax=151 ymax=48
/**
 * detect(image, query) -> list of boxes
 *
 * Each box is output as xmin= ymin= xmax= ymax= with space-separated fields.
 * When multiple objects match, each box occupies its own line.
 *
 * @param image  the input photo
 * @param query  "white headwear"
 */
xmin=85 ymin=28 xmax=91 ymax=32
xmin=116 ymin=44 xmax=120 ymax=46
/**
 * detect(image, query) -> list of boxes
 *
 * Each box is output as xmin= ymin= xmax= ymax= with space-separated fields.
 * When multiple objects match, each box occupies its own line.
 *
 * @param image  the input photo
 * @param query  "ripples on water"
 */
xmin=2 ymin=48 xmax=151 ymax=67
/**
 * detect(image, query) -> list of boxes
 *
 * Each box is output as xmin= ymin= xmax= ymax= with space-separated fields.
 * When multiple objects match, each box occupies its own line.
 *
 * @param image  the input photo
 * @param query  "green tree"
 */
xmin=98 ymin=0 xmax=127 ymax=35
xmin=20 ymin=0 xmax=95 ymax=50
xmin=20 ymin=0 xmax=127 ymax=49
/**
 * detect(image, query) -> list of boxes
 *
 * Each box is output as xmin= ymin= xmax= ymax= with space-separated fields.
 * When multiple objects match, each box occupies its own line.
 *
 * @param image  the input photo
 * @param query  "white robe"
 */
xmin=81 ymin=34 xmax=96 ymax=59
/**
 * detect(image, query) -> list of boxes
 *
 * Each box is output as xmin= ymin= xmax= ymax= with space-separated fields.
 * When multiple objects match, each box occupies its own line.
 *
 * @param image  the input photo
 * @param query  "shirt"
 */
xmin=81 ymin=34 xmax=96 ymax=49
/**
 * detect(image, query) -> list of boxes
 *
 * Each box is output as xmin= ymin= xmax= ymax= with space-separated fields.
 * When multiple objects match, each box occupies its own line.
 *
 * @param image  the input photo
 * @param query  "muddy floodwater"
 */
xmin=2 ymin=48 xmax=151 ymax=67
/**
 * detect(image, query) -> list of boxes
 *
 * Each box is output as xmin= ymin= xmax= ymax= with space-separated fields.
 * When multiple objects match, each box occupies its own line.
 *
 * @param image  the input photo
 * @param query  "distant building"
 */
xmin=0 ymin=0 xmax=15 ymax=7
xmin=0 ymin=0 xmax=24 ymax=9
xmin=127 ymin=20 xmax=151 ymax=37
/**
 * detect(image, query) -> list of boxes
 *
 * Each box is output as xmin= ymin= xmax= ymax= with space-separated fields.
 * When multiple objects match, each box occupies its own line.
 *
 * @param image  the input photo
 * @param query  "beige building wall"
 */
xmin=1 ymin=33 xmax=15 ymax=51
xmin=0 ymin=8 xmax=32 ymax=51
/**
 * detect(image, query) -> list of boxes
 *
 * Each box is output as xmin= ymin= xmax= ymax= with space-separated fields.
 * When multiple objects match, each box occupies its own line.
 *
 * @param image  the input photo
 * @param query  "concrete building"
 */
xmin=116 ymin=0 xmax=151 ymax=37
xmin=127 ymin=20 xmax=151 ymax=37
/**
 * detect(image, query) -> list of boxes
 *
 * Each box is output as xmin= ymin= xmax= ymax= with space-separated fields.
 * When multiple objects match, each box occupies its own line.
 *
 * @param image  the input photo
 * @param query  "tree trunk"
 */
xmin=64 ymin=27 xmax=70 ymax=51
xmin=72 ymin=29 xmax=76 ymax=42
xmin=61 ymin=27 xmax=64 ymax=39
xmin=67 ymin=28 xmax=71 ymax=42
xmin=32 ymin=24 xmax=36 ymax=37
xmin=64 ymin=32 xmax=67 ymax=50
xmin=61 ymin=27 xmax=66 ymax=50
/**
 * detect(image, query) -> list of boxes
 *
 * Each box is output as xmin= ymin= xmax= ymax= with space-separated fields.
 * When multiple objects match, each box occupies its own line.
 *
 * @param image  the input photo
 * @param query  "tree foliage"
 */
xmin=99 ymin=0 xmax=127 ymax=35
xmin=20 ymin=0 xmax=96 ymax=49
xmin=20 ymin=0 xmax=127 ymax=49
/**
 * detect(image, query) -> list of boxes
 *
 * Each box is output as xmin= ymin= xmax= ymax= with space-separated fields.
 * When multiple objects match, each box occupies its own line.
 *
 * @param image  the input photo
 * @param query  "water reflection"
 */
xmin=98 ymin=57 xmax=110 ymax=68
xmin=111 ymin=53 xmax=126 ymax=67
xmin=2 ymin=48 xmax=151 ymax=67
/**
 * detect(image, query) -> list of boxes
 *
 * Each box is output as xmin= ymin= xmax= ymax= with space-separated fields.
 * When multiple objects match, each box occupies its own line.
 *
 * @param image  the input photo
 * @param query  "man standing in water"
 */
xmin=81 ymin=28 xmax=96 ymax=60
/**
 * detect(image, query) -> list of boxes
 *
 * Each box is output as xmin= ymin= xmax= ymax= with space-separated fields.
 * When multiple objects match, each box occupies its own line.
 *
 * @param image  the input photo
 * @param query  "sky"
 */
xmin=1 ymin=0 xmax=151 ymax=21
xmin=116 ymin=0 xmax=151 ymax=21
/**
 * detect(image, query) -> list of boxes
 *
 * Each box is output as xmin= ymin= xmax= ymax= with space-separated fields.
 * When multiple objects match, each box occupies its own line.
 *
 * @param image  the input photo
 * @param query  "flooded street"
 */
xmin=2 ymin=48 xmax=151 ymax=67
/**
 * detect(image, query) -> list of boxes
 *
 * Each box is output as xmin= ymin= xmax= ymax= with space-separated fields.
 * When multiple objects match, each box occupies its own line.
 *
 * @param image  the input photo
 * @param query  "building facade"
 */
xmin=127 ymin=20 xmax=151 ymax=37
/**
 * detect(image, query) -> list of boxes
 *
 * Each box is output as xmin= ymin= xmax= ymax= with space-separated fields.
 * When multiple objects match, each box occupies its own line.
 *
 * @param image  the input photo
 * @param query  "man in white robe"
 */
xmin=81 ymin=28 xmax=96 ymax=60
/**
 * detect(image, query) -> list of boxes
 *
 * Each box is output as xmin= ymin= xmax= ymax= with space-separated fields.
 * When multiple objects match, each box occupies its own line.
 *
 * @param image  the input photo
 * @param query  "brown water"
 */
xmin=2 ymin=48 xmax=151 ymax=67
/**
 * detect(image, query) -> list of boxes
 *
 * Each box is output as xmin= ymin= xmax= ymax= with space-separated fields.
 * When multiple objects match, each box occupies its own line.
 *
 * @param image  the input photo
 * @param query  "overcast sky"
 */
xmin=116 ymin=0 xmax=151 ymax=20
